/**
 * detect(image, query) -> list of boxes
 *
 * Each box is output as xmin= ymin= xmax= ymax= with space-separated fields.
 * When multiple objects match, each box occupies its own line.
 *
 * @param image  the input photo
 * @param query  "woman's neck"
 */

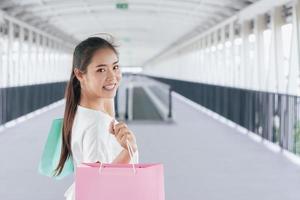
xmin=103 ymin=99 xmax=115 ymax=117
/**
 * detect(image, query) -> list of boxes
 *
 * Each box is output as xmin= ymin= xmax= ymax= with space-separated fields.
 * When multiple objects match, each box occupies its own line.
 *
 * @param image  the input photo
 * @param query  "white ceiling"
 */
xmin=1 ymin=0 xmax=259 ymax=67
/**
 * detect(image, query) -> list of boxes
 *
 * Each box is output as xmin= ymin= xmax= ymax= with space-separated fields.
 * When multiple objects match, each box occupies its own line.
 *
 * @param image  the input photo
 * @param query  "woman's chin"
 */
xmin=98 ymin=85 xmax=119 ymax=97
xmin=99 ymin=90 xmax=117 ymax=98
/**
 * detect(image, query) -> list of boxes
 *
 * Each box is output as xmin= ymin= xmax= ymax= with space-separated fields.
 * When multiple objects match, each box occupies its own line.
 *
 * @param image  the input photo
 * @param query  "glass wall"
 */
xmin=143 ymin=3 xmax=300 ymax=156
xmin=0 ymin=19 xmax=72 ymax=89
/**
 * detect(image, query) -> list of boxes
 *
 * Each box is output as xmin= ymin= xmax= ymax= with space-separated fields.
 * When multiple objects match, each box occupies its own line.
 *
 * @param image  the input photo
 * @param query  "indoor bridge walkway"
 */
xmin=1 ymin=1 xmax=300 ymax=200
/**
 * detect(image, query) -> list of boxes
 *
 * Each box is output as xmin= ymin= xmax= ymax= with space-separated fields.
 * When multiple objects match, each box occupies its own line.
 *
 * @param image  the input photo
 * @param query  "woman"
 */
xmin=54 ymin=36 xmax=139 ymax=200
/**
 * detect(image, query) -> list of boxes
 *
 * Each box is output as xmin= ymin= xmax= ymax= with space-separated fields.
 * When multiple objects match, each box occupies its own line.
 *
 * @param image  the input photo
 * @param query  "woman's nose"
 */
xmin=106 ymin=68 xmax=116 ymax=81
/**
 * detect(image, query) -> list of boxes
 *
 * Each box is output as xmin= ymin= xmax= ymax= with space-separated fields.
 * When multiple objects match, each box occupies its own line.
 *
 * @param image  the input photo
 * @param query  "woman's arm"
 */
xmin=109 ymin=121 xmax=138 ymax=164
xmin=111 ymin=149 xmax=131 ymax=164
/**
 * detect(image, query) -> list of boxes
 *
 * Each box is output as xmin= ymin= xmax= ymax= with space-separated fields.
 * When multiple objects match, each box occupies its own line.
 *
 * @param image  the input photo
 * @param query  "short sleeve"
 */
xmin=82 ymin=124 xmax=107 ymax=163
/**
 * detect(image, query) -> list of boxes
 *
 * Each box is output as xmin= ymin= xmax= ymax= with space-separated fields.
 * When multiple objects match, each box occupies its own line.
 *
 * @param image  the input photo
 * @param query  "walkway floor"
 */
xmin=1 ymin=92 xmax=300 ymax=200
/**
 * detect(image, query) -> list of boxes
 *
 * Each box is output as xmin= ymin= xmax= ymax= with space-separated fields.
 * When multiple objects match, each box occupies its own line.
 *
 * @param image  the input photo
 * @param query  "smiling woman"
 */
xmin=74 ymin=47 xmax=121 ymax=103
xmin=52 ymin=36 xmax=139 ymax=200
xmin=94 ymin=58 xmax=120 ymax=92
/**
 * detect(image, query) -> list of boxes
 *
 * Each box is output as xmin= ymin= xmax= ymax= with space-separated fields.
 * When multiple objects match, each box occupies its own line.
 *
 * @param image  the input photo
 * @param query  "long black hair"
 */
xmin=54 ymin=36 xmax=119 ymax=176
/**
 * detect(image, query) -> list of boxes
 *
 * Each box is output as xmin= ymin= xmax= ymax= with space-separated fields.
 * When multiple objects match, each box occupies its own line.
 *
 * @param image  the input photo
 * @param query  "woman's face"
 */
xmin=77 ymin=48 xmax=122 ymax=99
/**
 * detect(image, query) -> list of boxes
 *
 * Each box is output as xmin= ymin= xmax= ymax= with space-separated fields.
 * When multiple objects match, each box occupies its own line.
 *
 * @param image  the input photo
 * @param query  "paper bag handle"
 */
xmin=98 ymin=139 xmax=136 ymax=175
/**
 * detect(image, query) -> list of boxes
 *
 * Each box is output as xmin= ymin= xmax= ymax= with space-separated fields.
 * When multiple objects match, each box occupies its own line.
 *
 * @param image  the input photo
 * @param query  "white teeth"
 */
xmin=103 ymin=84 xmax=115 ymax=90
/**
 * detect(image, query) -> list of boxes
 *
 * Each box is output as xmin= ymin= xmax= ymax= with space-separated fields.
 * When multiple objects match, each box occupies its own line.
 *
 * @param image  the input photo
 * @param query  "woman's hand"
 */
xmin=109 ymin=120 xmax=137 ymax=153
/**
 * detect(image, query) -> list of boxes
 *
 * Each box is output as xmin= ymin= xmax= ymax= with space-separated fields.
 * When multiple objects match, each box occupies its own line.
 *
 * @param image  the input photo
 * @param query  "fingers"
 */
xmin=115 ymin=127 xmax=127 ymax=138
xmin=116 ymin=128 xmax=129 ymax=142
xmin=120 ymin=132 xmax=134 ymax=146
xmin=120 ymin=133 xmax=128 ymax=145
xmin=114 ymin=122 xmax=127 ymax=135
xmin=118 ymin=131 xmax=132 ymax=147
xmin=112 ymin=121 xmax=137 ymax=151
xmin=114 ymin=122 xmax=129 ymax=138
xmin=120 ymin=134 xmax=130 ymax=149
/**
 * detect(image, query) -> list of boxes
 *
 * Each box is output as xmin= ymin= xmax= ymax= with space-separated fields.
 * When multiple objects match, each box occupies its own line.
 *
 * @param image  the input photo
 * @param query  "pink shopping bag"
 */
xmin=75 ymin=162 xmax=165 ymax=200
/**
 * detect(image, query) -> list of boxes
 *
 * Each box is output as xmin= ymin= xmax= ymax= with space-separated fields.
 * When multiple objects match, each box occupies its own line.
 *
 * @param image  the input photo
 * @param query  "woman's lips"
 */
xmin=103 ymin=83 xmax=116 ymax=90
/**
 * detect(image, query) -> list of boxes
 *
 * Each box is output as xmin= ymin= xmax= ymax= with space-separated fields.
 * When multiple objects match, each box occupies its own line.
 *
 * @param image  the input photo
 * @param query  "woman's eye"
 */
xmin=97 ymin=68 xmax=105 ymax=72
xmin=114 ymin=65 xmax=119 ymax=70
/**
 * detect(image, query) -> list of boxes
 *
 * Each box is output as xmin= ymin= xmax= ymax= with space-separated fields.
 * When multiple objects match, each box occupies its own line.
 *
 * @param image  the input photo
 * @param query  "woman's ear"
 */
xmin=74 ymin=68 xmax=84 ymax=82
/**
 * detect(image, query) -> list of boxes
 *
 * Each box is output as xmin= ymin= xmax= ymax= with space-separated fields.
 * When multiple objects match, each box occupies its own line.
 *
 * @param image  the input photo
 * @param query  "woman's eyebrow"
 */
xmin=95 ymin=60 xmax=119 ymax=68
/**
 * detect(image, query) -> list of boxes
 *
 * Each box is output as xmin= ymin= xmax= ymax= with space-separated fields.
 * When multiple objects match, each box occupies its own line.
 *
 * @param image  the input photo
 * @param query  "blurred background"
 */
xmin=1 ymin=0 xmax=300 ymax=199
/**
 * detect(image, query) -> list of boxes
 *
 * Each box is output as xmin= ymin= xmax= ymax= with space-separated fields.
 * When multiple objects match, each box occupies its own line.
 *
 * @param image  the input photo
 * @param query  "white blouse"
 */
xmin=64 ymin=105 xmax=139 ymax=200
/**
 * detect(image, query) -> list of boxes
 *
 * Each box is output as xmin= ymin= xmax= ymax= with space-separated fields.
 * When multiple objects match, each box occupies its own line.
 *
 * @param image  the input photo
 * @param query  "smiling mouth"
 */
xmin=103 ymin=83 xmax=116 ymax=91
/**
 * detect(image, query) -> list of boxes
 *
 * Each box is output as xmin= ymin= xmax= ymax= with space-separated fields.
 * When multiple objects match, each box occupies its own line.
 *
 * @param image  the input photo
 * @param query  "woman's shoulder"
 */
xmin=75 ymin=105 xmax=112 ymax=125
xmin=77 ymin=105 xmax=113 ymax=121
xmin=73 ymin=106 xmax=114 ymax=137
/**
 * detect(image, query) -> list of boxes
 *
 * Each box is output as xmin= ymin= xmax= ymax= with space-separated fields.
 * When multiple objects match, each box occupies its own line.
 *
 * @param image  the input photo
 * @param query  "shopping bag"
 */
xmin=75 ymin=162 xmax=165 ymax=200
xmin=38 ymin=118 xmax=74 ymax=179
xmin=76 ymin=140 xmax=165 ymax=199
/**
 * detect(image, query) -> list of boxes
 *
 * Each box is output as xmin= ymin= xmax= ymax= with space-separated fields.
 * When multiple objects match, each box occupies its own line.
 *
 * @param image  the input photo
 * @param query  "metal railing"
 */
xmin=147 ymin=75 xmax=300 ymax=156
xmin=0 ymin=82 xmax=67 ymax=126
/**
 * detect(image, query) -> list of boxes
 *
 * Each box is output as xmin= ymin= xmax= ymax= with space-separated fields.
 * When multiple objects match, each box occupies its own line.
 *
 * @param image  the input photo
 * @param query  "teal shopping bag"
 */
xmin=38 ymin=118 xmax=74 ymax=180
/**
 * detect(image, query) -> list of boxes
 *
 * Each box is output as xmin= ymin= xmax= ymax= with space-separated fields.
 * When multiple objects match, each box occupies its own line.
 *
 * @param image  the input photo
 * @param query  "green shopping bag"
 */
xmin=38 ymin=118 xmax=74 ymax=180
